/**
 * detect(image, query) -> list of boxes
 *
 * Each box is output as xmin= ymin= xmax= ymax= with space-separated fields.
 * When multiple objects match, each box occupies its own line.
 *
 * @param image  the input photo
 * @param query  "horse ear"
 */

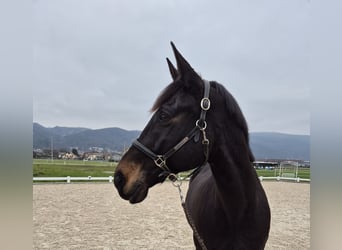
xmin=166 ymin=57 xmax=178 ymax=81
xmin=170 ymin=42 xmax=200 ymax=77
xmin=170 ymin=42 xmax=202 ymax=89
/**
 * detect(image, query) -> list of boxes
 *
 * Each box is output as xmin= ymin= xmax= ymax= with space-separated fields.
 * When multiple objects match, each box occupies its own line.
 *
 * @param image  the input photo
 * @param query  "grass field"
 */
xmin=256 ymin=168 xmax=310 ymax=179
xmin=33 ymin=159 xmax=116 ymax=177
xmin=33 ymin=159 xmax=310 ymax=179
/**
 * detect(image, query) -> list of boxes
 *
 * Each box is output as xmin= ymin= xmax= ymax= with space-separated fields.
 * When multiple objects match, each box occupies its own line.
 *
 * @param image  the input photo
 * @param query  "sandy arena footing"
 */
xmin=33 ymin=181 xmax=309 ymax=249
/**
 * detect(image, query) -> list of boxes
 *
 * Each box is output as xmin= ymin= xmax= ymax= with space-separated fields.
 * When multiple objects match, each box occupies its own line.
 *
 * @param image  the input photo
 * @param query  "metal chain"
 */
xmin=201 ymin=128 xmax=209 ymax=163
xmin=168 ymin=174 xmax=208 ymax=250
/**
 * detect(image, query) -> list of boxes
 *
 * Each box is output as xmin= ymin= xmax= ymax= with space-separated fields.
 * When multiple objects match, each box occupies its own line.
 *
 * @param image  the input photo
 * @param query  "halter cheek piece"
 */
xmin=132 ymin=80 xmax=211 ymax=179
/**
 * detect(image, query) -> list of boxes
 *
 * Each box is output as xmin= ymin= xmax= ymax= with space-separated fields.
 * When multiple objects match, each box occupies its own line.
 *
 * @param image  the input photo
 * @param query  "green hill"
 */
xmin=33 ymin=123 xmax=309 ymax=160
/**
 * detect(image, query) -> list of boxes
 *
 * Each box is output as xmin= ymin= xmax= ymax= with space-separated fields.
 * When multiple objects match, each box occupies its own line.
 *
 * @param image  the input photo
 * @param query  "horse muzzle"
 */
xmin=114 ymin=161 xmax=149 ymax=204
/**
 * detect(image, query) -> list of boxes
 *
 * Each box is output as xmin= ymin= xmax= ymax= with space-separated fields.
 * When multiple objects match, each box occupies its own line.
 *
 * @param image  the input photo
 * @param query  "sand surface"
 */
xmin=33 ymin=181 xmax=309 ymax=249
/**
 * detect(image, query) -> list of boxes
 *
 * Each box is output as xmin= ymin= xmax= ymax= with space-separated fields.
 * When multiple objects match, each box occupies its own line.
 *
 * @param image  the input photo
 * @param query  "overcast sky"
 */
xmin=33 ymin=0 xmax=310 ymax=135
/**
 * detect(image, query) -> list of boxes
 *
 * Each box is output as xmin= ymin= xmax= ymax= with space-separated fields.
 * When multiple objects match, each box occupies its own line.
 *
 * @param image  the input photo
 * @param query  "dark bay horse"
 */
xmin=114 ymin=42 xmax=270 ymax=249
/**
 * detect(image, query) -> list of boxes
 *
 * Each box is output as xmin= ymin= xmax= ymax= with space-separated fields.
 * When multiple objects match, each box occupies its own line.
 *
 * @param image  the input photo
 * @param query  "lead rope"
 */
xmin=168 ymin=174 xmax=208 ymax=250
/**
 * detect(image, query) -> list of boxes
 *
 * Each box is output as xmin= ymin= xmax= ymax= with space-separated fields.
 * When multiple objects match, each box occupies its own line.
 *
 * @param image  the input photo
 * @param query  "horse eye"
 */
xmin=159 ymin=111 xmax=170 ymax=122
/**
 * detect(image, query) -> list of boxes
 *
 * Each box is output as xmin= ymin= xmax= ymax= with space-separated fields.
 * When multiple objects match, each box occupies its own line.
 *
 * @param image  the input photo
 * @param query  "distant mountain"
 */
xmin=249 ymin=132 xmax=310 ymax=161
xmin=33 ymin=123 xmax=310 ymax=160
xmin=63 ymin=127 xmax=140 ymax=151
xmin=33 ymin=123 xmax=140 ymax=152
xmin=45 ymin=125 xmax=89 ymax=137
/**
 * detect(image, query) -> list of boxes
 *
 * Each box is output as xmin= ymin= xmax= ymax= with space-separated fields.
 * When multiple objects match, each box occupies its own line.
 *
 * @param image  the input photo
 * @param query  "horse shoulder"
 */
xmin=185 ymin=165 xmax=235 ymax=248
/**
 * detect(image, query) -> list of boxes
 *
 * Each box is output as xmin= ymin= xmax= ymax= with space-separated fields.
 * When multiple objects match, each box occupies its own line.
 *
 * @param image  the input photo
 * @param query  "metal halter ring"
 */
xmin=168 ymin=173 xmax=182 ymax=187
xmin=196 ymin=119 xmax=207 ymax=131
xmin=200 ymin=97 xmax=210 ymax=111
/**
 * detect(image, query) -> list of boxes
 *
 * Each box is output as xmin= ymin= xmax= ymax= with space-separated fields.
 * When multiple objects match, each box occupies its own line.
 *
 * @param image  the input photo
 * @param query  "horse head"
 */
xmin=114 ymin=42 xmax=212 ymax=203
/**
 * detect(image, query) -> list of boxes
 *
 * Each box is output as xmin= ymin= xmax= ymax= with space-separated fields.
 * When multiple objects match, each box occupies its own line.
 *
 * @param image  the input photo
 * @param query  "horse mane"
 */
xmin=211 ymin=81 xmax=255 ymax=162
xmin=211 ymin=82 xmax=249 ymax=136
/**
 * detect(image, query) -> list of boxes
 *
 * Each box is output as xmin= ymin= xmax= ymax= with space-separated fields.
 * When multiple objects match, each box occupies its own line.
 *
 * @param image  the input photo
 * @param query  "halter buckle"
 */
xmin=154 ymin=155 xmax=166 ymax=168
xmin=200 ymin=97 xmax=210 ymax=111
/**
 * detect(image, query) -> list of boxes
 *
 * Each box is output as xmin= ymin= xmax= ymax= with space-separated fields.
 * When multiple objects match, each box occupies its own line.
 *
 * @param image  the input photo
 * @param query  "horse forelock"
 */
xmin=151 ymin=80 xmax=183 ymax=112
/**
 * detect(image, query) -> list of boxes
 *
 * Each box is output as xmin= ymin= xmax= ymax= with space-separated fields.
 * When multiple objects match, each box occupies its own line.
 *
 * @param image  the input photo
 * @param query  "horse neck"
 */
xmin=208 ymin=123 xmax=258 ymax=221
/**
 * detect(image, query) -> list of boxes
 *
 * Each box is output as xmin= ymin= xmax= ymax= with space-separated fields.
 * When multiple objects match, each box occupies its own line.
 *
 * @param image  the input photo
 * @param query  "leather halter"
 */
xmin=132 ymin=80 xmax=211 ymax=178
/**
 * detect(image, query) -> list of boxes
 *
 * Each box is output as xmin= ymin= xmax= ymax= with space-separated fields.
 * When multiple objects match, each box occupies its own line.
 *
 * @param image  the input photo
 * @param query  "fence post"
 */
xmin=297 ymin=177 xmax=300 ymax=183
xmin=276 ymin=176 xmax=280 ymax=181
xmin=109 ymin=176 xmax=113 ymax=183
xmin=259 ymin=176 xmax=263 ymax=182
xmin=67 ymin=176 xmax=71 ymax=183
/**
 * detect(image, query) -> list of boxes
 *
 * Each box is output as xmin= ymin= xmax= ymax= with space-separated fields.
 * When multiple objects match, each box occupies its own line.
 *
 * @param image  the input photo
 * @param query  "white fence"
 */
xmin=258 ymin=176 xmax=310 ymax=183
xmin=33 ymin=176 xmax=310 ymax=183
xmin=33 ymin=176 xmax=114 ymax=183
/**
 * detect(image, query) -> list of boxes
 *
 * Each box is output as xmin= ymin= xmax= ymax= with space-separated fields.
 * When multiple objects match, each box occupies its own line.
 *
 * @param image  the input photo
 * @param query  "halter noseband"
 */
xmin=132 ymin=80 xmax=211 ymax=178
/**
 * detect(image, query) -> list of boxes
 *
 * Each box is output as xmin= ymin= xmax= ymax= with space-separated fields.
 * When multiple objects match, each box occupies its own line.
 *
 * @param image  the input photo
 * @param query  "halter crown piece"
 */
xmin=132 ymin=80 xmax=211 ymax=179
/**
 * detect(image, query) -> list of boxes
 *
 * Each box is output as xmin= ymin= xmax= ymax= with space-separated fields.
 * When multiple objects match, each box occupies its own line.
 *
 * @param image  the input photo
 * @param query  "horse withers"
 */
xmin=114 ymin=42 xmax=271 ymax=249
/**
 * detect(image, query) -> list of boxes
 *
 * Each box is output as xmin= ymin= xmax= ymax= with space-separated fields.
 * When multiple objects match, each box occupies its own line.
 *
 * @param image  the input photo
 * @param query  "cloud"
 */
xmin=33 ymin=0 xmax=310 ymax=134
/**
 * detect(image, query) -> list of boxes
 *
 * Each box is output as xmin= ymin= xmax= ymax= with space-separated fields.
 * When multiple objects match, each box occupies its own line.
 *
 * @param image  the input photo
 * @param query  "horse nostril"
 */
xmin=114 ymin=171 xmax=126 ymax=190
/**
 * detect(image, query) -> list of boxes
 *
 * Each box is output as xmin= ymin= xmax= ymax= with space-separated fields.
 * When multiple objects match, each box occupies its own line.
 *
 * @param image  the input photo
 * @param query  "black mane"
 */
xmin=211 ymin=81 xmax=251 ymax=144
